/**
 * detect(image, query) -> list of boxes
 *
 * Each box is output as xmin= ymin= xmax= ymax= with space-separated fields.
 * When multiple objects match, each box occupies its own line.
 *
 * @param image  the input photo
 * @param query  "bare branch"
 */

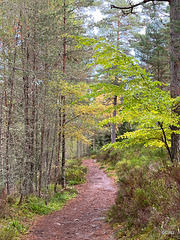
xmin=111 ymin=0 xmax=169 ymax=12
xmin=158 ymin=121 xmax=173 ymax=162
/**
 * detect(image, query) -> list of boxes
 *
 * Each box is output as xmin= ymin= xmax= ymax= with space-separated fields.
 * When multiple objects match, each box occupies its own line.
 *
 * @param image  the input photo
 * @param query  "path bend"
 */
xmin=26 ymin=159 xmax=117 ymax=240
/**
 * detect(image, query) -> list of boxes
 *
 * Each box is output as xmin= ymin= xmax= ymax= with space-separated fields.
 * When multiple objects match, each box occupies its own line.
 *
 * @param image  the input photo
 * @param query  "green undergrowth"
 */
xmin=0 ymin=187 xmax=77 ymax=240
xmin=0 ymin=158 xmax=88 ymax=240
xmin=66 ymin=158 xmax=88 ymax=185
xmin=97 ymin=146 xmax=180 ymax=239
xmin=97 ymin=145 xmax=169 ymax=168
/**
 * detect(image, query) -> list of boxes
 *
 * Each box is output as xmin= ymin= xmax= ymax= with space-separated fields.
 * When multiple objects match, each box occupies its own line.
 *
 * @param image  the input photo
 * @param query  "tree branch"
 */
xmin=65 ymin=113 xmax=89 ymax=125
xmin=158 ymin=121 xmax=173 ymax=163
xmin=111 ymin=0 xmax=169 ymax=13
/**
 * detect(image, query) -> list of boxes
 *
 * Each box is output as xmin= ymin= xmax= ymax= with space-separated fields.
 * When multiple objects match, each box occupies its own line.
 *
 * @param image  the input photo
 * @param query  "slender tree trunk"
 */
xmin=93 ymin=131 xmax=96 ymax=151
xmin=29 ymin=23 xmax=37 ymax=193
xmin=39 ymin=40 xmax=49 ymax=196
xmin=5 ymin=28 xmax=18 ymax=194
xmin=77 ymin=139 xmax=80 ymax=159
xmin=61 ymin=95 xmax=66 ymax=189
xmin=80 ymin=141 xmax=82 ymax=157
xmin=63 ymin=0 xmax=66 ymax=75
xmin=169 ymin=0 xmax=180 ymax=162
xmin=23 ymin=34 xmax=32 ymax=195
xmin=86 ymin=133 xmax=90 ymax=156
xmin=20 ymin=24 xmax=35 ymax=198
xmin=111 ymin=14 xmax=120 ymax=144
xmin=1 ymin=2 xmax=7 ymax=190
xmin=0 ymin=92 xmax=3 ymax=190
xmin=48 ymin=114 xmax=57 ymax=186
xmin=38 ymin=99 xmax=45 ymax=197
xmin=45 ymin=127 xmax=50 ymax=205
xmin=61 ymin=0 xmax=66 ymax=189
xmin=30 ymin=81 xmax=36 ymax=194
xmin=35 ymin=93 xmax=39 ymax=194
xmin=1 ymin=13 xmax=6 ymax=190
xmin=111 ymin=95 xmax=117 ymax=144
xmin=45 ymin=128 xmax=50 ymax=178
xmin=54 ymin=106 xmax=62 ymax=193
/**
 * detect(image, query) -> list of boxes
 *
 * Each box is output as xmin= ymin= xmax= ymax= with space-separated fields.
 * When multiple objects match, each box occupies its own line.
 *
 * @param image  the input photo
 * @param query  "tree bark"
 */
xmin=38 ymin=104 xmax=45 ymax=197
xmin=48 ymin=114 xmax=57 ymax=186
xmin=0 ymin=92 xmax=3 ymax=190
xmin=35 ymin=89 xmax=39 ymax=194
xmin=38 ymin=86 xmax=46 ymax=197
xmin=54 ymin=106 xmax=62 ymax=193
xmin=61 ymin=0 xmax=66 ymax=189
xmin=111 ymin=95 xmax=117 ymax=144
xmin=45 ymin=127 xmax=50 ymax=205
xmin=77 ymin=139 xmax=80 ymax=159
xmin=169 ymin=0 xmax=180 ymax=162
xmin=30 ymin=21 xmax=37 ymax=193
xmin=111 ymin=14 xmax=120 ymax=144
xmin=23 ymin=32 xmax=33 ymax=195
xmin=61 ymin=95 xmax=66 ymax=189
xmin=4 ymin=28 xmax=18 ymax=194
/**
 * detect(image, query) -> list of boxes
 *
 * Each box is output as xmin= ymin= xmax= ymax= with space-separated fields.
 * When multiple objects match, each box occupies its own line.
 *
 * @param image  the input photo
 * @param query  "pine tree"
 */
xmin=132 ymin=16 xmax=170 ymax=85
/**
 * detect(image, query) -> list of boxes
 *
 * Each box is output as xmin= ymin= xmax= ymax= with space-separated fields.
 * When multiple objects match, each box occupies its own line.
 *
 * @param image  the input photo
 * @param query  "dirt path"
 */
xmin=26 ymin=159 xmax=117 ymax=240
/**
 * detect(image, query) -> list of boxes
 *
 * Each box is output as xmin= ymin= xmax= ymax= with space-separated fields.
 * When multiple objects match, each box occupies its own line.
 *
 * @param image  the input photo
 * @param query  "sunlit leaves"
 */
xmin=76 ymin=36 xmax=179 ymax=152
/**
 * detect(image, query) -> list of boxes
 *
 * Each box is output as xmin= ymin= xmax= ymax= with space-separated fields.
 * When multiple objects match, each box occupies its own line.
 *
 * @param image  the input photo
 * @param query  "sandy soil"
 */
xmin=25 ymin=159 xmax=117 ymax=240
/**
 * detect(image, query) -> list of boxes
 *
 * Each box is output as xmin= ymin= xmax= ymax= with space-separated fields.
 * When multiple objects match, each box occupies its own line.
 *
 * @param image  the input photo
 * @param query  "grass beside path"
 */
xmin=0 ymin=158 xmax=88 ymax=240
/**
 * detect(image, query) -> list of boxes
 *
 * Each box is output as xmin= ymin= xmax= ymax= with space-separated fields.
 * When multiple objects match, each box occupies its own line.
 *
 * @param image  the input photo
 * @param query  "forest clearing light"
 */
xmin=93 ymin=9 xmax=104 ymax=22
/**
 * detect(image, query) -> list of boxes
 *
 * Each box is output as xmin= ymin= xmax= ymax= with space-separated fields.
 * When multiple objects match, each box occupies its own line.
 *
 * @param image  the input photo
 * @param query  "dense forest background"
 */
xmin=0 ymin=0 xmax=179 ymax=239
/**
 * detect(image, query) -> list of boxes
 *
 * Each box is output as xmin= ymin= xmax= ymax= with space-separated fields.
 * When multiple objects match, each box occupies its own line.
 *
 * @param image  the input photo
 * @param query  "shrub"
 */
xmin=65 ymin=159 xmax=88 ymax=185
xmin=108 ymin=163 xmax=180 ymax=239
xmin=66 ymin=165 xmax=88 ymax=185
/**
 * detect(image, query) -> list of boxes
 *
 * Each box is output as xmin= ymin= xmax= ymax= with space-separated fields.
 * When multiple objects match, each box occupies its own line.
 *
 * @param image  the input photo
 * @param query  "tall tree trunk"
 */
xmin=61 ymin=95 xmax=66 ymax=189
xmin=54 ymin=106 xmax=62 ymax=193
xmin=34 ymin=85 xmax=39 ymax=194
xmin=35 ymin=91 xmax=39 ymax=194
xmin=169 ymin=0 xmax=180 ymax=162
xmin=30 ymin=79 xmax=36 ymax=194
xmin=111 ymin=95 xmax=117 ymax=144
xmin=61 ymin=0 xmax=66 ymax=189
xmin=23 ymin=36 xmax=31 ymax=195
xmin=29 ymin=21 xmax=37 ymax=193
xmin=38 ymin=97 xmax=46 ymax=197
xmin=1 ymin=12 xmax=6 ymax=191
xmin=111 ymin=14 xmax=120 ymax=144
xmin=4 ymin=29 xmax=18 ymax=194
xmin=1 ymin=1 xmax=7 ymax=191
xmin=45 ymin=127 xmax=50 ymax=205
xmin=20 ymin=26 xmax=34 ymax=198
xmin=0 ymin=92 xmax=3 ymax=190
xmin=63 ymin=0 xmax=66 ymax=75
xmin=48 ymin=114 xmax=57 ymax=186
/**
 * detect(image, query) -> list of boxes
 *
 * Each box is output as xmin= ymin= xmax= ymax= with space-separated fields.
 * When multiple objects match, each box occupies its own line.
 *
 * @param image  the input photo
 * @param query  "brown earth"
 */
xmin=25 ymin=159 xmax=117 ymax=240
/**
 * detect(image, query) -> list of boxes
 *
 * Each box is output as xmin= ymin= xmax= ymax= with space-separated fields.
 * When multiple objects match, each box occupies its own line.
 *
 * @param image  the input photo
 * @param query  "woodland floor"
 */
xmin=25 ymin=159 xmax=117 ymax=240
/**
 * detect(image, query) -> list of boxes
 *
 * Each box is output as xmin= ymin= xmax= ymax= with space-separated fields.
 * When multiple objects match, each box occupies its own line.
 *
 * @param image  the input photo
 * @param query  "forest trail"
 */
xmin=25 ymin=159 xmax=117 ymax=240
